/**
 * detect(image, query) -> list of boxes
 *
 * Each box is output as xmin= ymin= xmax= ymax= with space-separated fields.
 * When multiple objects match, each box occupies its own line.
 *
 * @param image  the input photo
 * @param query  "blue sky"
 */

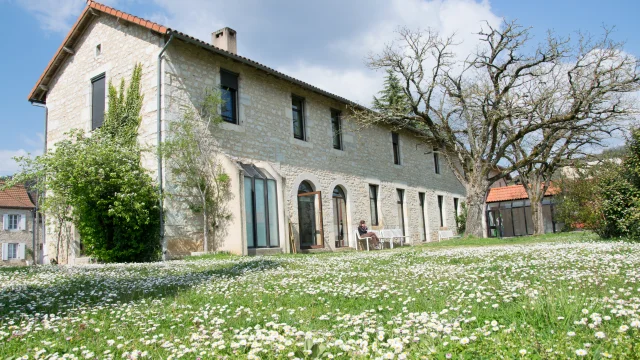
xmin=1 ymin=0 xmax=639 ymax=175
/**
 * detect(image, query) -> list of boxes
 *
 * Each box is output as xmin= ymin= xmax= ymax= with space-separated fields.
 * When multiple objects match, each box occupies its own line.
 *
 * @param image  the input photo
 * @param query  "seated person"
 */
xmin=358 ymin=220 xmax=381 ymax=249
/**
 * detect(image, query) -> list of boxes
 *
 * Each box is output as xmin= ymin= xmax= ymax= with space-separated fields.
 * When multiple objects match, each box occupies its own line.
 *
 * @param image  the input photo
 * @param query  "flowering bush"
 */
xmin=1 ymin=233 xmax=640 ymax=358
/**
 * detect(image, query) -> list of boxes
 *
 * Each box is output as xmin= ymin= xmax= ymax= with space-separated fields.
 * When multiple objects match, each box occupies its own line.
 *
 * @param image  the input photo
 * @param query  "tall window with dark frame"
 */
xmin=292 ymin=95 xmax=305 ymax=140
xmin=453 ymin=197 xmax=459 ymax=229
xmin=91 ymin=73 xmax=106 ymax=130
xmin=241 ymin=164 xmax=279 ymax=248
xmin=331 ymin=109 xmax=342 ymax=150
xmin=369 ymin=185 xmax=379 ymax=226
xmin=396 ymin=189 xmax=405 ymax=236
xmin=433 ymin=147 xmax=441 ymax=174
xmin=438 ymin=195 xmax=444 ymax=228
xmin=220 ymin=69 xmax=238 ymax=124
xmin=392 ymin=132 xmax=401 ymax=165
xmin=419 ymin=192 xmax=427 ymax=241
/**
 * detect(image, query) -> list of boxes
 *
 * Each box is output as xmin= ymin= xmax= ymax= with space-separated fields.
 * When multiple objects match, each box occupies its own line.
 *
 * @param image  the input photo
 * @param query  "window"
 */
xmin=438 ymin=195 xmax=444 ymax=227
xmin=8 ymin=215 xmax=19 ymax=230
xmin=95 ymin=44 xmax=102 ymax=57
xmin=220 ymin=69 xmax=239 ymax=124
xmin=7 ymin=243 xmax=18 ymax=259
xmin=331 ymin=109 xmax=342 ymax=150
xmin=433 ymin=147 xmax=440 ymax=174
xmin=91 ymin=73 xmax=106 ymax=130
xmin=419 ymin=192 xmax=427 ymax=242
xmin=241 ymin=164 xmax=279 ymax=248
xmin=369 ymin=185 xmax=379 ymax=226
xmin=392 ymin=132 xmax=401 ymax=165
xmin=396 ymin=189 xmax=405 ymax=236
xmin=453 ymin=197 xmax=459 ymax=229
xmin=292 ymin=95 xmax=305 ymax=140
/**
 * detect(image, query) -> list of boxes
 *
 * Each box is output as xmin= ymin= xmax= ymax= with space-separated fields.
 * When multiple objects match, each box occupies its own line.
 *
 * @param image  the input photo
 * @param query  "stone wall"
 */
xmin=0 ymin=209 xmax=36 ymax=266
xmin=42 ymin=15 xmax=163 ymax=263
xmin=163 ymin=40 xmax=466 ymax=252
xmin=42 ymin=13 xmax=466 ymax=259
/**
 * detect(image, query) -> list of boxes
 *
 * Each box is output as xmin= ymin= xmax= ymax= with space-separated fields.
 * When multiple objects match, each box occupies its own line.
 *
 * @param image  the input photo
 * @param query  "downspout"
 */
xmin=158 ymin=33 xmax=174 ymax=261
xmin=31 ymin=102 xmax=47 ymax=264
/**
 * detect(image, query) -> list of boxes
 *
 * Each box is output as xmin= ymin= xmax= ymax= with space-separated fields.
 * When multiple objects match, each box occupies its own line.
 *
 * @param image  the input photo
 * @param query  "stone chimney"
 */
xmin=212 ymin=27 xmax=237 ymax=54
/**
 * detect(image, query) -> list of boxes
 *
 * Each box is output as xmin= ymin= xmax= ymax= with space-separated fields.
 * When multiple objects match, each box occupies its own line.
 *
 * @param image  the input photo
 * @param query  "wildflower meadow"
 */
xmin=2 ymin=233 xmax=639 ymax=359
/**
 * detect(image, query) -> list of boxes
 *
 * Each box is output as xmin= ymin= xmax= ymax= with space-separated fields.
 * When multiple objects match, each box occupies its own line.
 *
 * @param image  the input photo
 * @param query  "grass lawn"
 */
xmin=1 ymin=232 xmax=639 ymax=359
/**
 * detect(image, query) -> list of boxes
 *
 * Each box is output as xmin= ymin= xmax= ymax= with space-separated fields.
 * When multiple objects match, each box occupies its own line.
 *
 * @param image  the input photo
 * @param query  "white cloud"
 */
xmin=19 ymin=0 xmax=502 ymax=107
xmin=276 ymin=62 xmax=385 ymax=106
xmin=0 ymin=149 xmax=29 ymax=176
xmin=14 ymin=0 xmax=120 ymax=33
xmin=0 ymin=133 xmax=44 ymax=176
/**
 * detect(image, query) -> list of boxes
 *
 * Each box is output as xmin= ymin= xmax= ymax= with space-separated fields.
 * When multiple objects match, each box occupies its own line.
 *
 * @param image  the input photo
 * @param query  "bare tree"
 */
xmin=162 ymin=91 xmax=233 ymax=252
xmin=354 ymin=21 xmax=640 ymax=237
xmin=506 ymin=30 xmax=639 ymax=234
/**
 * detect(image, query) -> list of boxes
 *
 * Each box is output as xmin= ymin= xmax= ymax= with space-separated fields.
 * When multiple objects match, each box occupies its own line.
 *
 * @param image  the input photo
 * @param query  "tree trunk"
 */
xmin=203 ymin=204 xmax=209 ymax=253
xmin=465 ymin=181 xmax=489 ymax=238
xmin=524 ymin=182 xmax=546 ymax=235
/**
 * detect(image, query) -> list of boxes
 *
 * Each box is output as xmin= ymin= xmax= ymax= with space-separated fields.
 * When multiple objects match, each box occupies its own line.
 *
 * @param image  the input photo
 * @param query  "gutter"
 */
xmin=158 ymin=34 xmax=174 ymax=261
xmin=30 ymin=102 xmax=48 ymax=265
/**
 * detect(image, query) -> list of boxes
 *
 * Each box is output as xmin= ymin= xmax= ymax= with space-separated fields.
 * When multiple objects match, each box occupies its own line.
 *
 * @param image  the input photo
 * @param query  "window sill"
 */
xmin=331 ymin=148 xmax=345 ymax=156
xmin=220 ymin=121 xmax=245 ymax=133
xmin=290 ymin=137 xmax=313 ymax=148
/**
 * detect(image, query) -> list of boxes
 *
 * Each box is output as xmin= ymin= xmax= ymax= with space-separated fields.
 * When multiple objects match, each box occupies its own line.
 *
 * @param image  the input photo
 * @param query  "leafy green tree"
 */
xmin=161 ymin=90 xmax=232 ymax=253
xmin=557 ymin=128 xmax=640 ymax=239
xmin=4 ymin=64 xmax=161 ymax=263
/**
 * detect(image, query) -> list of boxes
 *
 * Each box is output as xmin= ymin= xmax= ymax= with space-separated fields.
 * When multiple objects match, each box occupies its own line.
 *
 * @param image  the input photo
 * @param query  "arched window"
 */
xmin=298 ymin=181 xmax=314 ymax=194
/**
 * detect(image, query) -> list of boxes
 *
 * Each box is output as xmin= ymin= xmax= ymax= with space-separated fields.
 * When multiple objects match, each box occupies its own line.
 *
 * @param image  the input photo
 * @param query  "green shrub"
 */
xmin=557 ymin=128 xmax=640 ymax=240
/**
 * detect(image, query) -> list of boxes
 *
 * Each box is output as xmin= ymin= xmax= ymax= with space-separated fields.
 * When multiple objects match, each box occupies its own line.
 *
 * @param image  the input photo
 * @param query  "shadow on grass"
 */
xmin=0 ymin=258 xmax=280 ymax=321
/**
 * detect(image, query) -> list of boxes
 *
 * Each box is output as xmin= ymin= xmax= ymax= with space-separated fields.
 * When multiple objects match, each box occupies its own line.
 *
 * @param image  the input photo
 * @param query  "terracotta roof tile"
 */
xmin=486 ymin=184 xmax=558 ymax=203
xmin=0 ymin=183 xmax=35 ymax=209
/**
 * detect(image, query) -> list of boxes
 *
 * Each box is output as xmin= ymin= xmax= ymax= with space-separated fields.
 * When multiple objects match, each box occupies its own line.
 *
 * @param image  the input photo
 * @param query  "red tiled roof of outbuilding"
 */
xmin=486 ymin=184 xmax=558 ymax=203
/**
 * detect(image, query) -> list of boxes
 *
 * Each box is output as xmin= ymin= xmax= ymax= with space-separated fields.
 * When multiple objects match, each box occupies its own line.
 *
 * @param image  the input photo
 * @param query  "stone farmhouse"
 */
xmin=28 ymin=1 xmax=465 ymax=262
xmin=0 ymin=183 xmax=37 ymax=265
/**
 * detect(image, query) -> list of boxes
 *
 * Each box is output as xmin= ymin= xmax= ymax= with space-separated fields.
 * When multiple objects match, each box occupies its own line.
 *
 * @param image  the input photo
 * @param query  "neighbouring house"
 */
xmin=0 ymin=183 xmax=37 ymax=265
xmin=28 ymin=1 xmax=466 ymax=262
xmin=485 ymin=184 xmax=561 ymax=238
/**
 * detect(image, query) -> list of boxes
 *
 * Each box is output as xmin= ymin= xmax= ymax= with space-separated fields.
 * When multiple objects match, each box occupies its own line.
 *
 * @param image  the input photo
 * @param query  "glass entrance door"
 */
xmin=298 ymin=189 xmax=324 ymax=249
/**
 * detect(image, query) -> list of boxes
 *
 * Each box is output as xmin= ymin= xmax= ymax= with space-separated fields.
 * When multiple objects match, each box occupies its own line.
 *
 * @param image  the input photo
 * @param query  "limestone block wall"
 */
xmin=44 ymin=15 xmax=163 ymax=174
xmin=42 ymin=14 xmax=467 ymax=258
xmin=162 ymin=40 xmax=466 ymax=252
xmin=41 ymin=15 xmax=163 ymax=263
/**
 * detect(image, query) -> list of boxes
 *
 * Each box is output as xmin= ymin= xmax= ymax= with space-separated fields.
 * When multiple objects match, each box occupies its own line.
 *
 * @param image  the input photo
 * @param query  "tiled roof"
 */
xmin=27 ymin=1 xmax=365 ymax=112
xmin=0 ymin=183 xmax=35 ymax=209
xmin=486 ymin=184 xmax=558 ymax=203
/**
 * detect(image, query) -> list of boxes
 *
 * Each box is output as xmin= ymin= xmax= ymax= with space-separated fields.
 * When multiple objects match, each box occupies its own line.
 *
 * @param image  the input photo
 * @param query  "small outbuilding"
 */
xmin=485 ymin=184 xmax=561 ymax=238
